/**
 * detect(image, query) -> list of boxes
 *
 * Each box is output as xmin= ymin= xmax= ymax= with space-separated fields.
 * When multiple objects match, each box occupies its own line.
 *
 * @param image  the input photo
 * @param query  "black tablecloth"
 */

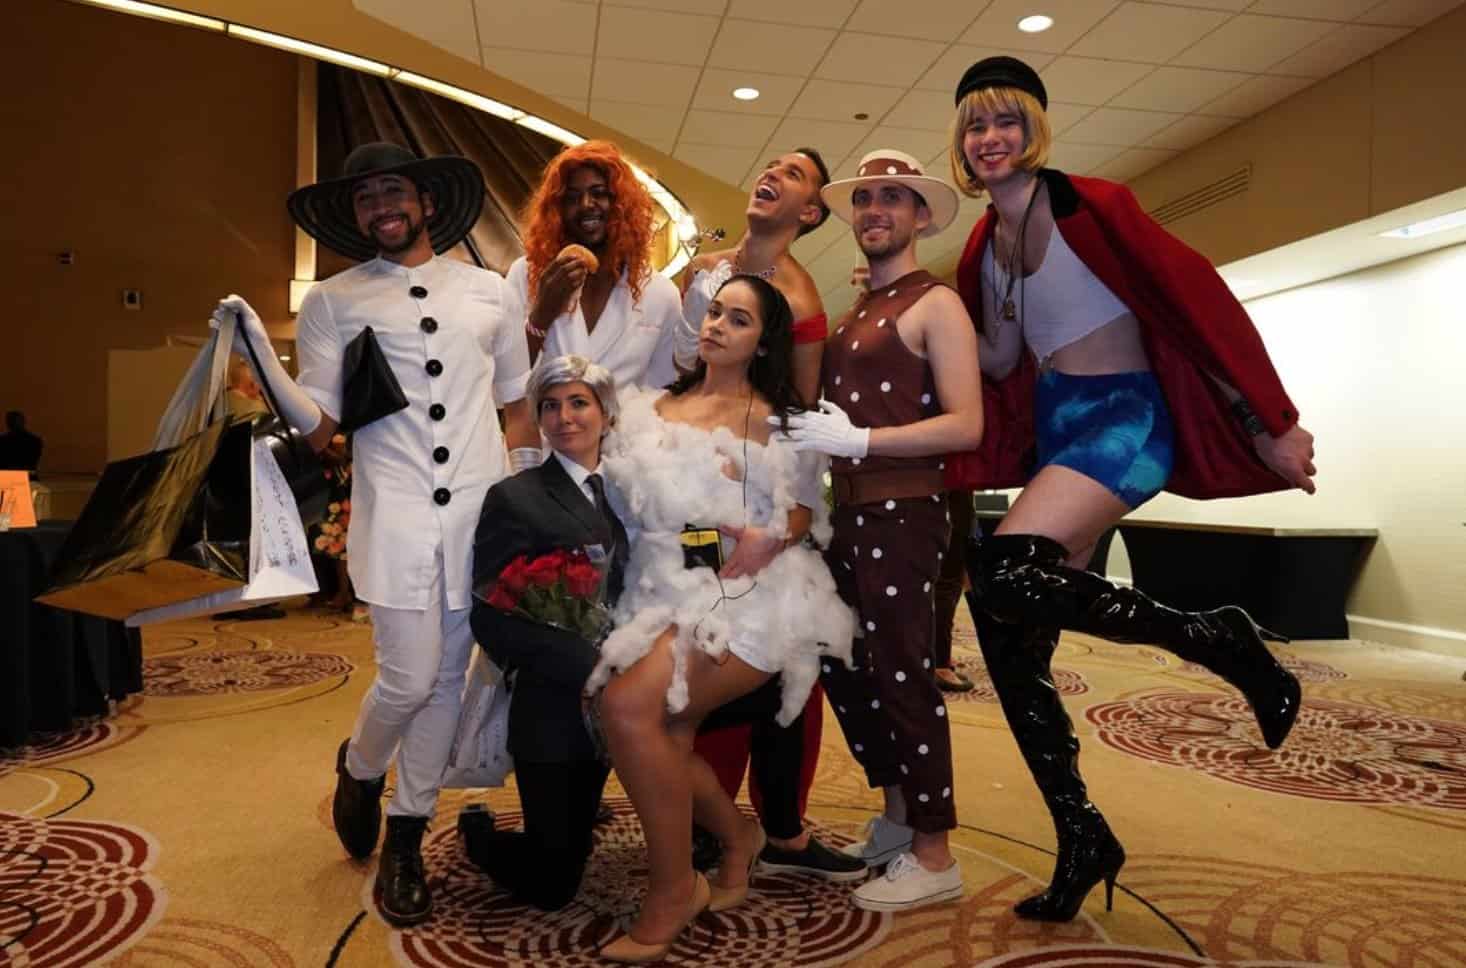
xmin=0 ymin=522 xmax=143 ymax=749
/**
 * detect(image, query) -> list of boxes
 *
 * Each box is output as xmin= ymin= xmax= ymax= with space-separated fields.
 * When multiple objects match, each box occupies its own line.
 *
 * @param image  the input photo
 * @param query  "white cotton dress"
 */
xmin=584 ymin=387 xmax=855 ymax=725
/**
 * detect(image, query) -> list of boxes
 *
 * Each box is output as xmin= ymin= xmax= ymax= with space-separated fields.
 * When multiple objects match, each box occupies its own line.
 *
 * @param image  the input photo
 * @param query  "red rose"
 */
xmin=498 ymin=556 xmax=531 ymax=595
xmin=564 ymin=559 xmax=603 ymax=599
xmin=524 ymin=552 xmax=566 ymax=588
xmin=486 ymin=583 xmax=520 ymax=610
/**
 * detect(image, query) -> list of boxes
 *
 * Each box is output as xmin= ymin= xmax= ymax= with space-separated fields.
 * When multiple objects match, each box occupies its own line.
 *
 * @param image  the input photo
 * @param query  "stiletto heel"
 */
xmin=599 ymin=873 xmax=711 ymax=963
xmin=1103 ymin=870 xmax=1117 ymax=912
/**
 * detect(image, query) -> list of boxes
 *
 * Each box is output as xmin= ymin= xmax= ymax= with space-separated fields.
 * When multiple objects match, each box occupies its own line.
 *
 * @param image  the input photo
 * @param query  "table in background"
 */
xmin=1115 ymin=520 xmax=1378 ymax=640
xmin=0 ymin=521 xmax=143 ymax=749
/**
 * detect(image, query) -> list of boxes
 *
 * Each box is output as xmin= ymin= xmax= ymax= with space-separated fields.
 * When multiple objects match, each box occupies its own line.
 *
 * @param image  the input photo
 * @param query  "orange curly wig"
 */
xmin=522 ymin=141 xmax=657 ymax=304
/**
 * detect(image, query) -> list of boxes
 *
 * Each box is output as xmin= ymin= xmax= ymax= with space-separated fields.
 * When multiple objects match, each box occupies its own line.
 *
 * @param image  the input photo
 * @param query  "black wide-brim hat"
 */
xmin=286 ymin=142 xmax=485 ymax=263
xmin=954 ymin=55 xmax=1048 ymax=110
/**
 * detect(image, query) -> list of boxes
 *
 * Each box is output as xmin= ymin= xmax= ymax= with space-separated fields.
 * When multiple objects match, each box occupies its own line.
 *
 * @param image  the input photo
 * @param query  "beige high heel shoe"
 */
xmin=709 ymin=825 xmax=767 ymax=913
xmin=599 ymin=873 xmax=711 ymax=964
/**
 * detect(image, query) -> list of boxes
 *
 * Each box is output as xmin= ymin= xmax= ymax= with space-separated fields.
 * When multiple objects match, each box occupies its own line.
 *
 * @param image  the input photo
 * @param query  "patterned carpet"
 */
xmin=3 ymin=606 xmax=1465 ymax=967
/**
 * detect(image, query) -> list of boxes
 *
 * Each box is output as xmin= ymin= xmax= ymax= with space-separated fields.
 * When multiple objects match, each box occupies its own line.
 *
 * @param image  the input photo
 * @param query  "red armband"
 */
xmin=791 ymin=313 xmax=828 ymax=345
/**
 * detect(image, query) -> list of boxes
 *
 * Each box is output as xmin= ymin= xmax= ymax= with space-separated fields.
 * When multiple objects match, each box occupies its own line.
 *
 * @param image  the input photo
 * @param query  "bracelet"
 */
xmin=1230 ymin=399 xmax=1265 ymax=437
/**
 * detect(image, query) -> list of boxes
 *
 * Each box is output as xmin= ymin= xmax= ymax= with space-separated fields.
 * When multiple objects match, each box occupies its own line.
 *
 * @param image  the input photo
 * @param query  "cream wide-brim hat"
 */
xmin=820 ymin=149 xmax=960 ymax=239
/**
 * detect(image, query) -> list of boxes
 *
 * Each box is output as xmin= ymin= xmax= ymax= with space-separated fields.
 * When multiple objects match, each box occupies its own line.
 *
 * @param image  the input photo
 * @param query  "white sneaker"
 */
xmin=840 ymin=815 xmax=914 ymax=868
xmin=852 ymin=852 xmax=963 ymax=912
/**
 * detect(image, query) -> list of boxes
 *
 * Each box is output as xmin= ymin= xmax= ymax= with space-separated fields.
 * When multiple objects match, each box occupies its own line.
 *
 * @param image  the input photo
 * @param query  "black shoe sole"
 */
xmin=757 ymin=858 xmax=869 ymax=883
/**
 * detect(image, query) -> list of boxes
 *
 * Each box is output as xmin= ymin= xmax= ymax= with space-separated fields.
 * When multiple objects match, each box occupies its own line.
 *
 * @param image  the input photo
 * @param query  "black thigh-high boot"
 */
xmin=963 ymin=543 xmax=1124 ymax=921
xmin=978 ymin=534 xmax=1302 ymax=750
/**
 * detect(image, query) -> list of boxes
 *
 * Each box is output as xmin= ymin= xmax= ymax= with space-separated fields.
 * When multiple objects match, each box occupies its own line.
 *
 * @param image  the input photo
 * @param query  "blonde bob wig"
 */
xmin=948 ymin=86 xmax=1051 ymax=198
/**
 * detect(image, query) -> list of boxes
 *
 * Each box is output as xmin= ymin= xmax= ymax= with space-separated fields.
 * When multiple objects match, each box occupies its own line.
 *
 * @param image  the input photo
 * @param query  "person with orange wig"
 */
xmin=501 ymin=141 xmax=683 ymax=475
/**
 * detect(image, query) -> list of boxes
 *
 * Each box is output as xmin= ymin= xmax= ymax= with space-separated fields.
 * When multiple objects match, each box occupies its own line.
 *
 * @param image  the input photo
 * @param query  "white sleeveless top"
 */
xmin=984 ymin=227 xmax=1131 ymax=363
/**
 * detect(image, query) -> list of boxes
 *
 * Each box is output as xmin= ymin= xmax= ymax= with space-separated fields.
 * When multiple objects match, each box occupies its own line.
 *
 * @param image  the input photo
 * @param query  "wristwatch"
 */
xmin=1231 ymin=399 xmax=1266 ymax=437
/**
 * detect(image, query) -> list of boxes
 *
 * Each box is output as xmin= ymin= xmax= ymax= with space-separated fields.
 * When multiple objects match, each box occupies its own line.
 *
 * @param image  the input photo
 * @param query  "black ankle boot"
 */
xmin=960 ymin=560 xmax=1125 ymax=923
xmin=978 ymin=534 xmax=1302 ymax=750
xmin=332 ymin=739 xmax=385 ymax=859
xmin=377 ymin=815 xmax=433 ymax=925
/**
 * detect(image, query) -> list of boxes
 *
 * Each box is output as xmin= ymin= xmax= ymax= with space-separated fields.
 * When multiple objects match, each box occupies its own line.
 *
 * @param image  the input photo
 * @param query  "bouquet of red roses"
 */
xmin=476 ymin=547 xmax=612 ymax=643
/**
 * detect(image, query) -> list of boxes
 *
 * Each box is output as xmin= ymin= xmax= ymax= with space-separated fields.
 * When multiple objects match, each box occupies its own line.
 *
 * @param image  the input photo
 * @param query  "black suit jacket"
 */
xmin=470 ymin=457 xmax=627 ymax=763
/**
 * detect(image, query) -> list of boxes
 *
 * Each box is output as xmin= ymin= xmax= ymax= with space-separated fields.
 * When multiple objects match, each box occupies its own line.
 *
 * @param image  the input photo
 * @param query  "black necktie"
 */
xmin=586 ymin=473 xmax=628 ymax=596
xmin=585 ymin=473 xmax=612 ymax=528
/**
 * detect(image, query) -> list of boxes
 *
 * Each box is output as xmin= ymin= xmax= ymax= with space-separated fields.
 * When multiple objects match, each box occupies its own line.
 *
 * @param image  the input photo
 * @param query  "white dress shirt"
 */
xmin=504 ymin=256 xmax=681 ymax=391
xmin=296 ymin=255 xmax=531 ymax=611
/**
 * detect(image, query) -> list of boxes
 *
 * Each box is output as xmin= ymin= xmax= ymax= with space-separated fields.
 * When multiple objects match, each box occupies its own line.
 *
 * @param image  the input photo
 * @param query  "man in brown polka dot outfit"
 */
xmin=775 ymin=149 xmax=983 ymax=912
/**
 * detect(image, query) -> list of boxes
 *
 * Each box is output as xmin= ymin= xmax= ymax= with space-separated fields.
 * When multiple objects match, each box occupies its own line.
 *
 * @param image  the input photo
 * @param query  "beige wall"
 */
xmin=1105 ymin=242 xmax=1466 ymax=654
xmin=2 ymin=0 xmax=297 ymax=472
xmin=1127 ymin=3 xmax=1466 ymax=267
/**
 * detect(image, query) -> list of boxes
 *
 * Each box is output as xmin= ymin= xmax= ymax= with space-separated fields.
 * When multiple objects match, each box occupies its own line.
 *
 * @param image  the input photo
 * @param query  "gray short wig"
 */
xmin=526 ymin=354 xmax=620 ymax=427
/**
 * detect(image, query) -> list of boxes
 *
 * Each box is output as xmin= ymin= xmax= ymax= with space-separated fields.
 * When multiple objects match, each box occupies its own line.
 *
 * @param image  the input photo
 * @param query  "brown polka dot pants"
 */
xmin=820 ymin=495 xmax=956 ymax=833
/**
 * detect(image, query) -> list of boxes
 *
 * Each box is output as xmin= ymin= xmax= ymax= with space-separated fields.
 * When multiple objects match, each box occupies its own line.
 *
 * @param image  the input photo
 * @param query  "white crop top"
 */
xmin=983 ymin=227 xmax=1131 ymax=362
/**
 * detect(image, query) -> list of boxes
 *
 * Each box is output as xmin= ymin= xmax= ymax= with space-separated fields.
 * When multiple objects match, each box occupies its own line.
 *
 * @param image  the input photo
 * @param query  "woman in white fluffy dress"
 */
xmin=586 ymin=274 xmax=854 ymax=962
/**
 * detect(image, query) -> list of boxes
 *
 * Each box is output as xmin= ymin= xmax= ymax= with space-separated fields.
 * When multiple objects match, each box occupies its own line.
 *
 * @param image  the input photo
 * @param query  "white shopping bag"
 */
xmin=441 ymin=648 xmax=514 ymax=789
xmin=125 ymin=434 xmax=317 ymax=626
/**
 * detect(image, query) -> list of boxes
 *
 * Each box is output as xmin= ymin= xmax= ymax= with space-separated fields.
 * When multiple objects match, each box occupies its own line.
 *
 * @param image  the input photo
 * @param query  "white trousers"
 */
xmin=345 ymin=553 xmax=474 ymax=818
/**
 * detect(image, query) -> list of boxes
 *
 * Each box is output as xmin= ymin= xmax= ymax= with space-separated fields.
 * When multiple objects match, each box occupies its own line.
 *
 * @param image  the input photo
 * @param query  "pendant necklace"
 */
xmin=734 ymin=247 xmax=777 ymax=281
xmin=994 ymin=182 xmax=1042 ymax=324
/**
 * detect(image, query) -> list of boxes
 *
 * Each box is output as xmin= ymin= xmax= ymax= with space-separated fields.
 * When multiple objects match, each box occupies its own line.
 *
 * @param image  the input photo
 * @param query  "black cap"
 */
xmin=954 ymin=56 xmax=1047 ymax=110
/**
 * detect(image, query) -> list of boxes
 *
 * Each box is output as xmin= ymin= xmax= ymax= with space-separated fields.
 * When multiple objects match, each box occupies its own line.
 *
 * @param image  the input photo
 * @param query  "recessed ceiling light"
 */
xmin=732 ymin=87 xmax=760 ymax=101
xmin=1018 ymin=14 xmax=1053 ymax=33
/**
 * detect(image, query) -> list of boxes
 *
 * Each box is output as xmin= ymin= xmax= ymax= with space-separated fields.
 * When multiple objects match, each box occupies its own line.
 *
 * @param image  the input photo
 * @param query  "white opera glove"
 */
xmin=210 ymin=293 xmax=323 ymax=435
xmin=769 ymin=399 xmax=870 ymax=459
xmin=509 ymin=446 xmax=542 ymax=474
xmin=675 ymin=260 xmax=734 ymax=369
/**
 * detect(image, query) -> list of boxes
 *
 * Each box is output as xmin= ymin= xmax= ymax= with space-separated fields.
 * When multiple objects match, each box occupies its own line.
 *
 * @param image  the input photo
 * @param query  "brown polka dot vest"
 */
xmin=821 ymin=269 xmax=947 ymax=484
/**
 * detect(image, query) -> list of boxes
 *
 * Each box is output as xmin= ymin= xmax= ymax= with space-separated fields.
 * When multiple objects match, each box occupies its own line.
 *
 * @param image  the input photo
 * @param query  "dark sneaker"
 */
xmin=759 ymin=835 xmax=869 ymax=883
xmin=377 ymin=815 xmax=433 ymax=926
xmin=332 ymin=739 xmax=384 ymax=859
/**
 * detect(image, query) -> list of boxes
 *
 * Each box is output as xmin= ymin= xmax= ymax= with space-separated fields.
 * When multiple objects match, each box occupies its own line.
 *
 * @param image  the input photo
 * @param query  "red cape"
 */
xmin=945 ymin=170 xmax=1299 ymax=500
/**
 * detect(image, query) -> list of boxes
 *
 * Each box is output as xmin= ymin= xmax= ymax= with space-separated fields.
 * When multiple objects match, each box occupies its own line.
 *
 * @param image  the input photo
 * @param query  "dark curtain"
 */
xmin=316 ymin=63 xmax=562 ymax=279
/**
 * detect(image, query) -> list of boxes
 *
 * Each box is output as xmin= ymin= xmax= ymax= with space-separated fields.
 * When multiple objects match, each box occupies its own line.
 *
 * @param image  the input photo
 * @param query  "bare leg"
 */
xmin=995 ymin=464 xmax=1130 ymax=565
xmin=600 ymin=631 xmax=771 ymax=942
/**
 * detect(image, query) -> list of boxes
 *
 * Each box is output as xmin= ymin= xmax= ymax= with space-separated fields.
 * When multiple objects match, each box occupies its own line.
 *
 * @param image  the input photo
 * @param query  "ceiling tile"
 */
xmin=1039 ymin=56 xmax=1154 ymax=106
xmin=591 ymin=97 xmax=687 ymax=145
xmin=840 ymin=125 xmax=954 ymax=175
xmin=1070 ymin=2 xmax=1232 ymax=63
xmin=678 ymin=109 xmax=783 ymax=147
xmin=1109 ymin=66 xmax=1253 ymax=113
xmin=355 ymin=0 xmax=482 ymax=64
xmin=814 ymin=32 xmax=946 ymax=87
xmin=602 ymin=0 xmax=727 ymax=14
xmin=472 ymin=0 xmax=595 ymax=55
xmin=674 ymin=143 xmax=765 ymax=186
xmin=1171 ymin=13 xmax=1338 ymax=72
xmin=1092 ymin=146 xmax=1177 ymax=181
xmin=596 ymin=5 xmax=721 ymax=66
xmin=1143 ymin=112 xmax=1237 ymax=151
xmin=591 ymin=58 xmax=701 ymax=108
xmin=1047 ymin=141 xmax=1126 ymax=172
xmin=709 ymin=19 xmax=838 ymax=76
xmin=548 ymin=93 xmax=590 ymax=115
xmin=959 ymin=0 xmax=1125 ymax=53
xmin=1061 ymin=106 xmax=1185 ymax=146
xmin=768 ymin=117 xmax=875 ymax=163
xmin=1249 ymin=0 xmax=1379 ymax=18
xmin=1268 ymin=22 xmax=1410 ymax=76
xmin=1046 ymin=101 xmax=1097 ymax=138
xmin=727 ymin=0 xmax=861 ymax=28
xmin=1356 ymin=0 xmax=1466 ymax=26
xmin=915 ymin=45 xmax=1055 ymax=93
xmin=845 ymin=0 xmax=986 ymax=42
xmin=482 ymin=48 xmax=592 ymax=99
xmin=886 ymin=88 xmax=959 ymax=131
xmin=1198 ymin=72 xmax=1313 ymax=117
xmin=1146 ymin=0 xmax=1248 ymax=8
xmin=692 ymin=69 xmax=806 ymax=116
xmin=789 ymin=79 xmax=905 ymax=123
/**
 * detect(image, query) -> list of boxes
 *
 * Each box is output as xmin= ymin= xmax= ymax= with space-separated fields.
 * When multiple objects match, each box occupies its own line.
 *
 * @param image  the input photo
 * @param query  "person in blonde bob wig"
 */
xmin=948 ymin=84 xmax=1051 ymax=197
xmin=525 ymin=353 xmax=620 ymax=433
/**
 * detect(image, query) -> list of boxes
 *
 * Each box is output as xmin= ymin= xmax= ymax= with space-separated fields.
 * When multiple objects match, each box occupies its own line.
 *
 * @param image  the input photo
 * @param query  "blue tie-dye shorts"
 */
xmin=1034 ymin=368 xmax=1174 ymax=509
